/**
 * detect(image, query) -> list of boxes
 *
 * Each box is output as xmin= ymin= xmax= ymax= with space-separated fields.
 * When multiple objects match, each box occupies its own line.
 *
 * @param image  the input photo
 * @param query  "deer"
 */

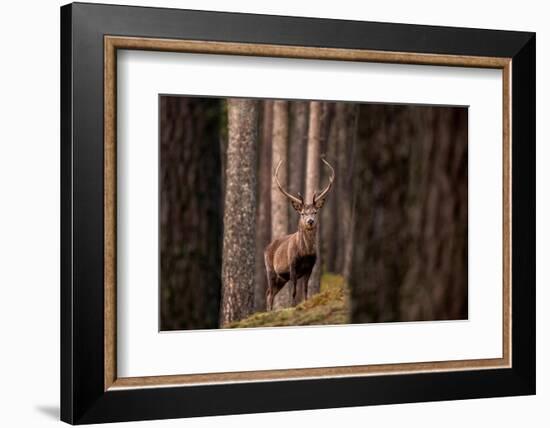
xmin=264 ymin=158 xmax=335 ymax=311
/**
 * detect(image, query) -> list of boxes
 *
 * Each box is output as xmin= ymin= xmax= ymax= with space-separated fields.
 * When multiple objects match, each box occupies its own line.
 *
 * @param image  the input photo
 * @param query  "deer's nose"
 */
xmin=307 ymin=219 xmax=314 ymax=226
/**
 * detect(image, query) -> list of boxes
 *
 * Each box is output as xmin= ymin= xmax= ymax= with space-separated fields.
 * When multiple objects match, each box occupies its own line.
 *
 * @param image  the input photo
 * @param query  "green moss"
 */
xmin=224 ymin=273 xmax=350 ymax=328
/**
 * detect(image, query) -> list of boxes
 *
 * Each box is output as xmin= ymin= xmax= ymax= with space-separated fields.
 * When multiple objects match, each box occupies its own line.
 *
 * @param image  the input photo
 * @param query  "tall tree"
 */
xmin=271 ymin=100 xmax=290 ymax=239
xmin=304 ymin=101 xmax=323 ymax=297
xmin=254 ymin=101 xmax=273 ymax=312
xmin=289 ymin=102 xmax=309 ymax=198
xmin=399 ymin=107 xmax=468 ymax=320
xmin=321 ymin=103 xmax=338 ymax=273
xmin=350 ymin=105 xmax=468 ymax=323
xmin=270 ymin=100 xmax=292 ymax=308
xmin=336 ymin=103 xmax=359 ymax=278
xmin=220 ymin=99 xmax=259 ymax=325
xmin=288 ymin=101 xmax=309 ymax=302
xmin=160 ymin=96 xmax=222 ymax=330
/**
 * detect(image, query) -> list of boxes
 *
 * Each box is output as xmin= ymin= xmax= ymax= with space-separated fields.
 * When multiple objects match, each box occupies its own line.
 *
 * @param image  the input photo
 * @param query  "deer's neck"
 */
xmin=296 ymin=225 xmax=317 ymax=256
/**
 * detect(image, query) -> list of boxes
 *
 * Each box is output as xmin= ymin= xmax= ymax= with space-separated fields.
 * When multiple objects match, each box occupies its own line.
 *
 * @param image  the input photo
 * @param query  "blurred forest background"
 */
xmin=160 ymin=96 xmax=468 ymax=331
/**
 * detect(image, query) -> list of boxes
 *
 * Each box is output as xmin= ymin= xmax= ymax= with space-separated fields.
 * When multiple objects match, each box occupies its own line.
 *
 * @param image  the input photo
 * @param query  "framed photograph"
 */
xmin=60 ymin=2 xmax=535 ymax=424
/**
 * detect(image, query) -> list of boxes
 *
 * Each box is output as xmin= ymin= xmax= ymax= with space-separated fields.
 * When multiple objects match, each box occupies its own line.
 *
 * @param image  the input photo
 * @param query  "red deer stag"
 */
xmin=264 ymin=158 xmax=335 ymax=310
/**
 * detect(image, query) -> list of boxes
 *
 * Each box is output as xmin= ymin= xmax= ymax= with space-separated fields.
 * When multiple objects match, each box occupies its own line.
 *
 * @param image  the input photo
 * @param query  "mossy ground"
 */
xmin=224 ymin=273 xmax=350 ymax=328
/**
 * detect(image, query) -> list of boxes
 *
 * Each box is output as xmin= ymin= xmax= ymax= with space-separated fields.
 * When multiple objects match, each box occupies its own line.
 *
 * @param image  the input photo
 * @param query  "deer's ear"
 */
xmin=313 ymin=195 xmax=326 ymax=209
xmin=291 ymin=200 xmax=303 ymax=212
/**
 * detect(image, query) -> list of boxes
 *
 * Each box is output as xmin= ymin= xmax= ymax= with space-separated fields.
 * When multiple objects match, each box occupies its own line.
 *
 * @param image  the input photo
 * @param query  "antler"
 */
xmin=313 ymin=157 xmax=335 ymax=203
xmin=274 ymin=159 xmax=303 ymax=206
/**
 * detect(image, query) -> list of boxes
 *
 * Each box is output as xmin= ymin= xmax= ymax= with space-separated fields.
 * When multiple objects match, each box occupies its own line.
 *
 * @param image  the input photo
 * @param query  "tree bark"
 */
xmin=288 ymin=101 xmax=309 ymax=302
xmin=220 ymin=99 xmax=259 ymax=325
xmin=350 ymin=105 xmax=468 ymax=323
xmin=305 ymin=101 xmax=323 ymax=297
xmin=322 ymin=103 xmax=338 ymax=273
xmin=254 ymin=101 xmax=273 ymax=312
xmin=289 ymin=101 xmax=309 ymax=197
xmin=160 ymin=96 xmax=222 ymax=331
xmin=336 ymin=104 xmax=359 ymax=277
xmin=271 ymin=100 xmax=290 ymax=239
xmin=271 ymin=100 xmax=292 ymax=308
xmin=350 ymin=105 xmax=411 ymax=323
xmin=399 ymin=107 xmax=468 ymax=320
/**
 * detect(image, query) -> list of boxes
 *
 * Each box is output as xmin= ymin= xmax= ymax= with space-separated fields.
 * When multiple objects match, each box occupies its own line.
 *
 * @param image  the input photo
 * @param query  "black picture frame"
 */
xmin=61 ymin=2 xmax=535 ymax=424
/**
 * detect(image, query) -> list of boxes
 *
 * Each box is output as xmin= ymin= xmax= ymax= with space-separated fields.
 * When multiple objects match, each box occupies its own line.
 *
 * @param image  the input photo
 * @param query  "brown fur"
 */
xmin=264 ymin=204 xmax=322 ymax=310
xmin=265 ymin=158 xmax=334 ymax=310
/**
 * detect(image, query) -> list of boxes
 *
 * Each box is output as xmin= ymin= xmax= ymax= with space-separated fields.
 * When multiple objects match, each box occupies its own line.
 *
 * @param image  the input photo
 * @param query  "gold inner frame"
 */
xmin=104 ymin=35 xmax=512 ymax=391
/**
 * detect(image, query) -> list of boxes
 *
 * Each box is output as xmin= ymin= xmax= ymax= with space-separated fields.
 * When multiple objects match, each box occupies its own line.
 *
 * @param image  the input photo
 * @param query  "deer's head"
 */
xmin=274 ymin=158 xmax=335 ymax=231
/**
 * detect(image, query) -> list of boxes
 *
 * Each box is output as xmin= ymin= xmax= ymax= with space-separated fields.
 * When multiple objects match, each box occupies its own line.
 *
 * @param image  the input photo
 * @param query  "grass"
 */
xmin=224 ymin=273 xmax=350 ymax=328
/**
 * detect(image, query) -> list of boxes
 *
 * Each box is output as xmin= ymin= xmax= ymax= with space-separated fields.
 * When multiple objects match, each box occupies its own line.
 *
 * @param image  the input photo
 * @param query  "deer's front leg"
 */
xmin=302 ymin=271 xmax=311 ymax=301
xmin=290 ymin=263 xmax=298 ymax=306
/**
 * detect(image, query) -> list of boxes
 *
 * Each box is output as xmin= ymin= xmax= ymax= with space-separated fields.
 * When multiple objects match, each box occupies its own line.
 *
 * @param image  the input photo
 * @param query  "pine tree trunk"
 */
xmin=399 ymin=107 xmax=468 ymax=320
xmin=220 ymin=99 xmax=259 ymax=325
xmin=322 ymin=103 xmax=338 ymax=273
xmin=336 ymin=104 xmax=359 ymax=277
xmin=288 ymin=101 xmax=309 ymax=302
xmin=305 ymin=101 xmax=323 ymax=297
xmin=289 ymin=101 xmax=309 ymax=197
xmin=271 ymin=100 xmax=292 ymax=308
xmin=254 ymin=101 xmax=273 ymax=312
xmin=160 ymin=96 xmax=222 ymax=330
xmin=350 ymin=105 xmax=468 ymax=323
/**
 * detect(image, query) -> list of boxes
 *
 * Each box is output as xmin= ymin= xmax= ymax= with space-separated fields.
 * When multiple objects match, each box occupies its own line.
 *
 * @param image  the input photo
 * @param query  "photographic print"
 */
xmin=160 ymin=96 xmax=468 ymax=331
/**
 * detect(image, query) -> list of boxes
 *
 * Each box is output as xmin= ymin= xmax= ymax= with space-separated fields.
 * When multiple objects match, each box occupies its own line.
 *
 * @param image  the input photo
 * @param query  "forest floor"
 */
xmin=225 ymin=273 xmax=350 ymax=328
